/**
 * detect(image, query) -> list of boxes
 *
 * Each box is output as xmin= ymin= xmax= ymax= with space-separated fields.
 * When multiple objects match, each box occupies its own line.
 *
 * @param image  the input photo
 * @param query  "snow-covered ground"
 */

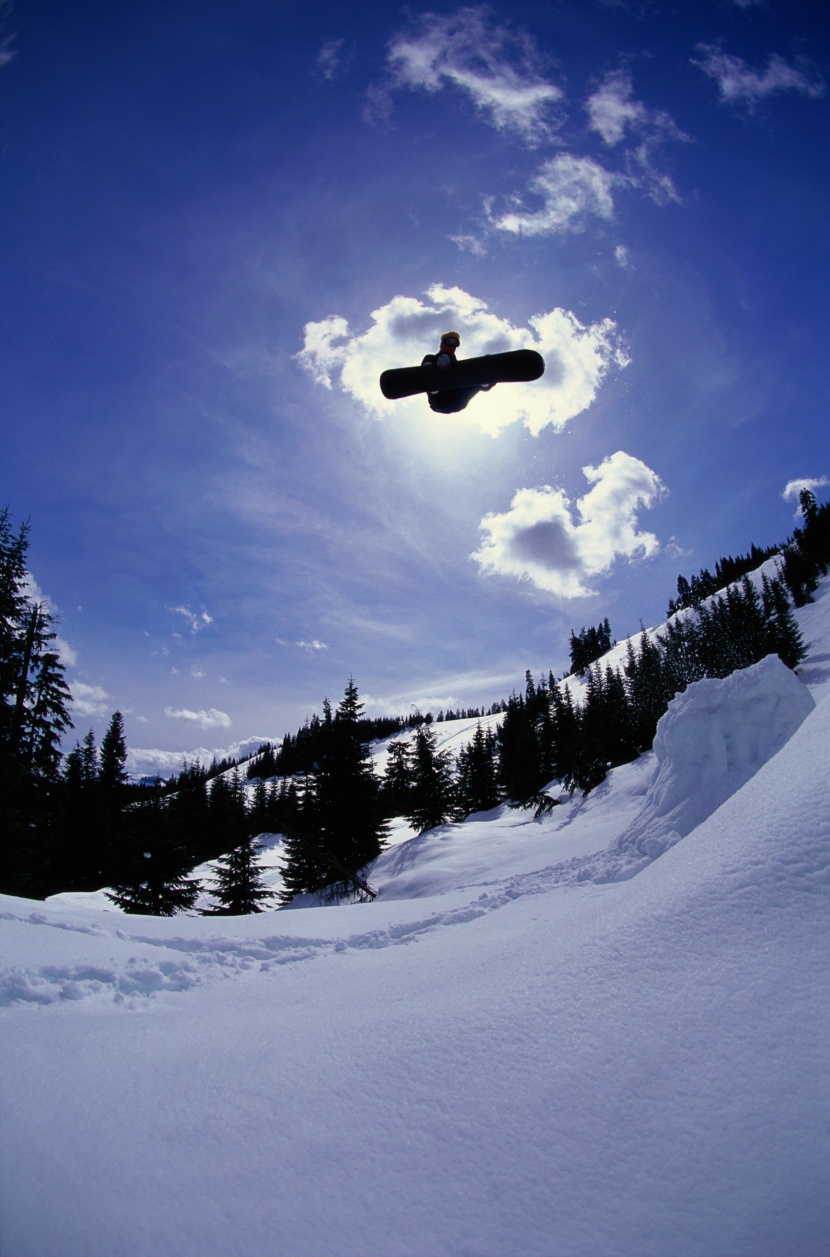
xmin=2 ymin=576 xmax=829 ymax=1257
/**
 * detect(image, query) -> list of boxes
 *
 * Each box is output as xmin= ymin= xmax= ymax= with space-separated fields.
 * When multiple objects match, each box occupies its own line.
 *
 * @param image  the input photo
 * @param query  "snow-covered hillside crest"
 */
xmin=595 ymin=653 xmax=816 ymax=879
xmin=1 ymin=579 xmax=829 ymax=1257
xmin=118 ymin=553 xmax=820 ymax=909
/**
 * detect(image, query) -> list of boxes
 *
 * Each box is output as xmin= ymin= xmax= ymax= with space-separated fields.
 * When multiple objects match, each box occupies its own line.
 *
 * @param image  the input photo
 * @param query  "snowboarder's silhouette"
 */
xmin=420 ymin=331 xmax=496 ymax=414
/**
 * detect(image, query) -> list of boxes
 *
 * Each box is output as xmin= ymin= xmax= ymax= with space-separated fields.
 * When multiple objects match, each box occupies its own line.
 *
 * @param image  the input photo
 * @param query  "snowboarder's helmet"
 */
xmin=441 ymin=331 xmax=460 ymax=347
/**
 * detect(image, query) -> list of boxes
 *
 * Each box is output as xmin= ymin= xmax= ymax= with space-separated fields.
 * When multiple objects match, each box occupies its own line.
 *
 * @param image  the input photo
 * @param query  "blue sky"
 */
xmin=2 ymin=0 xmax=828 ymax=775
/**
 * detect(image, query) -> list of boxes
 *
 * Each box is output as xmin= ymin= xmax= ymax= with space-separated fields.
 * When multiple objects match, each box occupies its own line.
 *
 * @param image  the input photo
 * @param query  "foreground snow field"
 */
xmin=2 ymin=578 xmax=829 ymax=1257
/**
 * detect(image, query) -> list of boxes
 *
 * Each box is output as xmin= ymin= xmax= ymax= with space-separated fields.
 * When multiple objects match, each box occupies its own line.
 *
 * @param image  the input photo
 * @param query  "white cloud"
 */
xmin=782 ymin=477 xmax=828 ymax=515
xmin=276 ymin=637 xmax=330 ymax=652
xmin=381 ymin=7 xmax=564 ymax=146
xmin=296 ymin=284 xmax=629 ymax=438
xmin=485 ymin=73 xmax=686 ymax=236
xmin=586 ymin=70 xmax=685 ymax=149
xmin=692 ymin=46 xmax=825 ymax=108
xmin=164 ymin=707 xmax=232 ymax=730
xmin=70 ymin=681 xmax=111 ymax=720
xmin=55 ymin=637 xmax=78 ymax=667
xmin=472 ymin=451 xmax=666 ymax=597
xmin=127 ymin=736 xmax=275 ymax=780
xmin=586 ymin=70 xmax=648 ymax=145
xmin=168 ymin=605 xmax=214 ymax=634
xmin=20 ymin=574 xmax=56 ymax=614
xmin=490 ymin=154 xmax=616 ymax=236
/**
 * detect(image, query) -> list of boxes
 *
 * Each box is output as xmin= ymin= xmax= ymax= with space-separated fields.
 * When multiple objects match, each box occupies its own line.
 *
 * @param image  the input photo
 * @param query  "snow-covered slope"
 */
xmin=1 ymin=576 xmax=829 ymax=1257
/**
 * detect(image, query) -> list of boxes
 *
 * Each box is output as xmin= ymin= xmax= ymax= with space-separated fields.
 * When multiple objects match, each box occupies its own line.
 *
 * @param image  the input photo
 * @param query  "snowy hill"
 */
xmin=1 ymin=576 xmax=829 ymax=1256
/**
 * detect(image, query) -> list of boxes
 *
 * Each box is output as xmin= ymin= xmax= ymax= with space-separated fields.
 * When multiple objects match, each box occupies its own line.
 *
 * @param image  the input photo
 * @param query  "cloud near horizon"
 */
xmin=297 ymin=285 xmax=628 ymax=437
xmin=380 ymin=7 xmax=564 ymax=146
xmin=472 ymin=451 xmax=666 ymax=597
xmin=127 ymin=736 xmax=274 ymax=779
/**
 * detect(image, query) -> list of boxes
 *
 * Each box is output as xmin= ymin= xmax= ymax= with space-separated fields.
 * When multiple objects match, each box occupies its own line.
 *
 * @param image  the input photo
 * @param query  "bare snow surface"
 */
xmin=2 ymin=578 xmax=830 ymax=1257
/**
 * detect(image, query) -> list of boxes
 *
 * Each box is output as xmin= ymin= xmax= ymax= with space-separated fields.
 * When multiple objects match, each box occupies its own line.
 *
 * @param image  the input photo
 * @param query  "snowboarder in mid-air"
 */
xmin=420 ymin=331 xmax=496 ymax=414
xmin=379 ymin=336 xmax=545 ymax=409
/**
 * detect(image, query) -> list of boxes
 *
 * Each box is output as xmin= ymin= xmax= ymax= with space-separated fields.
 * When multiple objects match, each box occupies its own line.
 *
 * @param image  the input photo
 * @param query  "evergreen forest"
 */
xmin=2 ymin=490 xmax=828 ymax=912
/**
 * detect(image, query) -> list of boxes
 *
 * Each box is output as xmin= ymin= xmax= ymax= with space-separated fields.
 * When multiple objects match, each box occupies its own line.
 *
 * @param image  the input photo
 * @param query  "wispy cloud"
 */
xmin=0 ymin=0 xmax=15 ymax=69
xmin=472 ymin=452 xmax=666 ymax=597
xmin=377 ymin=7 xmax=564 ymax=146
xmin=276 ymin=637 xmax=330 ymax=653
xmin=164 ymin=706 xmax=232 ymax=729
xmin=296 ymin=284 xmax=628 ymax=438
xmin=363 ymin=668 xmax=520 ymax=719
xmin=692 ymin=45 xmax=825 ymax=108
xmin=584 ymin=70 xmax=687 ymax=205
xmin=489 ymin=154 xmax=616 ymax=236
xmin=317 ymin=38 xmax=345 ymax=81
xmin=168 ymin=605 xmax=214 ymax=635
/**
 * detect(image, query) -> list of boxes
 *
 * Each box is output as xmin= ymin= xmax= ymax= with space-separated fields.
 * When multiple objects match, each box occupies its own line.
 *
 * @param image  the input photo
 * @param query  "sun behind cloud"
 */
xmin=296 ymin=285 xmax=628 ymax=439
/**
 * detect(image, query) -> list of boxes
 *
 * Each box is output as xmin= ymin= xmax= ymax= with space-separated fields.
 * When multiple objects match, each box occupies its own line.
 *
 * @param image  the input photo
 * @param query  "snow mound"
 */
xmin=590 ymin=654 xmax=815 ymax=882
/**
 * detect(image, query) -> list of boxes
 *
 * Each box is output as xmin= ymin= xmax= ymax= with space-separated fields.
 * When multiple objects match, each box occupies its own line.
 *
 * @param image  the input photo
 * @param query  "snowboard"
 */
xmin=379 ymin=348 xmax=545 ymax=401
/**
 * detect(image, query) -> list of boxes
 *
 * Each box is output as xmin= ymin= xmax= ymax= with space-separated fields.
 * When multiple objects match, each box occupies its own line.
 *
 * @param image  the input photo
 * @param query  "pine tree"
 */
xmin=781 ymin=540 xmax=818 ymax=607
xmin=280 ymin=679 xmax=388 ymax=902
xmin=0 ymin=510 xmax=30 ymax=752
xmin=659 ymin=615 xmax=703 ymax=697
xmin=1 ymin=585 xmax=74 ymax=895
xmin=497 ymin=693 xmax=544 ymax=802
xmin=166 ymin=761 xmax=211 ymax=869
xmin=569 ymin=664 xmax=610 ymax=795
xmin=205 ymin=836 xmax=275 ymax=915
xmin=80 ymin=729 xmax=99 ymax=783
xmin=206 ymin=769 xmax=249 ymax=864
xmin=405 ymin=726 xmax=455 ymax=833
xmin=382 ymin=739 xmax=414 ymax=816
xmin=625 ymin=630 xmax=669 ymax=753
xmin=549 ymin=680 xmax=581 ymax=794
xmin=57 ymin=729 xmax=107 ymax=890
xmin=11 ymin=602 xmax=73 ymax=784
xmin=761 ymin=573 xmax=805 ymax=669
xmin=99 ymin=711 xmax=127 ymax=792
xmin=106 ymin=796 xmax=200 ymax=915
xmin=456 ymin=723 xmax=500 ymax=817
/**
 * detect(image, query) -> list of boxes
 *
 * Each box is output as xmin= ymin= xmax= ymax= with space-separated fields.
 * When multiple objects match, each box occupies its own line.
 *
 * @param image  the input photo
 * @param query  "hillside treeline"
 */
xmin=1 ymin=489 xmax=828 ymax=909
